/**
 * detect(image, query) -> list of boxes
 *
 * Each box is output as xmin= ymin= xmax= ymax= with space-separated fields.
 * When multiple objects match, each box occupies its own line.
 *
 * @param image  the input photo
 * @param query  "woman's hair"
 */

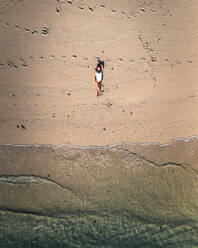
xmin=96 ymin=64 xmax=102 ymax=70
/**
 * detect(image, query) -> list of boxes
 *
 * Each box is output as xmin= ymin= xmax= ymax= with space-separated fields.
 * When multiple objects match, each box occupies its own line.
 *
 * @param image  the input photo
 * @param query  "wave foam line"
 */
xmin=0 ymin=135 xmax=198 ymax=150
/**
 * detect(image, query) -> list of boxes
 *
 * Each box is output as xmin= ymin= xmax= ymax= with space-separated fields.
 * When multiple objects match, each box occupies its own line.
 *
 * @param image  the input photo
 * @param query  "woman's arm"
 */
xmin=94 ymin=71 xmax=97 ymax=82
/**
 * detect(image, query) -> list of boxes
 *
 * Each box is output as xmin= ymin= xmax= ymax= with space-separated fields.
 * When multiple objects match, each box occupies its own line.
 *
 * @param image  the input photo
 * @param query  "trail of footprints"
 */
xmin=0 ymin=0 xmax=25 ymax=15
xmin=0 ymin=0 xmax=174 ymax=18
xmin=4 ymin=22 xmax=50 ymax=36
xmin=138 ymin=32 xmax=158 ymax=82
xmin=3 ymin=1 xmax=172 ymax=36
xmin=56 ymin=0 xmax=172 ymax=18
xmin=0 ymin=54 xmax=193 ymax=70
xmin=0 ymin=2 xmax=192 ymax=72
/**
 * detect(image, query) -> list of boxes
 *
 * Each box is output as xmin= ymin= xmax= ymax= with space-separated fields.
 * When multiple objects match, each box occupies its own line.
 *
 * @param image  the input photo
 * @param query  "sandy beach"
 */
xmin=0 ymin=0 xmax=198 ymax=146
xmin=1 ymin=1 xmax=198 ymax=247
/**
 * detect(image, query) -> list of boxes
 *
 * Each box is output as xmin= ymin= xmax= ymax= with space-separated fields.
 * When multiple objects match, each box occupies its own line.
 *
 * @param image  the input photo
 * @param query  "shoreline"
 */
xmin=0 ymin=134 xmax=197 ymax=149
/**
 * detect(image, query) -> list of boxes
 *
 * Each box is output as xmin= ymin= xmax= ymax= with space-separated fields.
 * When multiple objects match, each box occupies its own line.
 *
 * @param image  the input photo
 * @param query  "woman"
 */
xmin=94 ymin=64 xmax=103 ymax=97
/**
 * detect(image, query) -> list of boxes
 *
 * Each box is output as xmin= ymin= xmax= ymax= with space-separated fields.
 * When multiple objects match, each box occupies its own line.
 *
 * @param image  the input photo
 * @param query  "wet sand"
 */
xmin=0 ymin=140 xmax=198 ymax=247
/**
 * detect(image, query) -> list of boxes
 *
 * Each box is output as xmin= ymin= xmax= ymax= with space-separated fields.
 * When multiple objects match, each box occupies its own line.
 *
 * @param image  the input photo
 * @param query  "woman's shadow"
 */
xmin=97 ymin=59 xmax=104 ymax=69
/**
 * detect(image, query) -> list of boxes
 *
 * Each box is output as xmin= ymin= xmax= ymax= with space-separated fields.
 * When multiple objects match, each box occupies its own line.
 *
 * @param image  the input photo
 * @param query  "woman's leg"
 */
xmin=99 ymin=81 xmax=104 ymax=96
xmin=95 ymin=81 xmax=100 ymax=97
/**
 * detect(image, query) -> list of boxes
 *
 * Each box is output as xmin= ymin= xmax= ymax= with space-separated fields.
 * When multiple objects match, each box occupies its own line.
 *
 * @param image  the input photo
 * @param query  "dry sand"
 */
xmin=0 ymin=0 xmax=198 ymax=146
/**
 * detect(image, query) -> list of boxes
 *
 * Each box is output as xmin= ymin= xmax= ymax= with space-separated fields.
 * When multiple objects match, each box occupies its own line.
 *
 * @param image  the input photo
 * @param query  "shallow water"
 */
xmin=0 ymin=140 xmax=198 ymax=247
xmin=0 ymin=211 xmax=198 ymax=248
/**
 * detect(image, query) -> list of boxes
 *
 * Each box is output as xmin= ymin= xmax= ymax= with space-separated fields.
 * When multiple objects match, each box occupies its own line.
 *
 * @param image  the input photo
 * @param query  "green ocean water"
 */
xmin=0 ymin=210 xmax=198 ymax=248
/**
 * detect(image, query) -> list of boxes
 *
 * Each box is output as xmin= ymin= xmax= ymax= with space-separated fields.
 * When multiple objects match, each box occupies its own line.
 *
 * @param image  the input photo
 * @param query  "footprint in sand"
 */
xmin=21 ymin=124 xmax=26 ymax=130
xmin=152 ymin=77 xmax=157 ymax=82
xmin=111 ymin=9 xmax=116 ymax=12
xmin=17 ymin=124 xmax=26 ymax=129
xmin=24 ymin=27 xmax=30 ymax=32
xmin=105 ymin=102 xmax=113 ymax=110
xmin=150 ymin=56 xmax=156 ymax=62
xmin=41 ymin=27 xmax=49 ymax=35
xmin=19 ymin=57 xmax=27 ymax=67
xmin=14 ymin=24 xmax=21 ymax=29
xmin=79 ymin=6 xmax=84 ymax=10
xmin=143 ymin=41 xmax=152 ymax=51
xmin=56 ymin=6 xmax=61 ymax=13
xmin=32 ymin=30 xmax=38 ymax=35
xmin=138 ymin=33 xmax=143 ymax=42
xmin=130 ymin=11 xmax=137 ymax=17
xmin=7 ymin=60 xmax=18 ymax=69
xmin=100 ymin=4 xmax=105 ymax=8
xmin=140 ymin=8 xmax=146 ymax=13
xmin=88 ymin=6 xmax=95 ymax=12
